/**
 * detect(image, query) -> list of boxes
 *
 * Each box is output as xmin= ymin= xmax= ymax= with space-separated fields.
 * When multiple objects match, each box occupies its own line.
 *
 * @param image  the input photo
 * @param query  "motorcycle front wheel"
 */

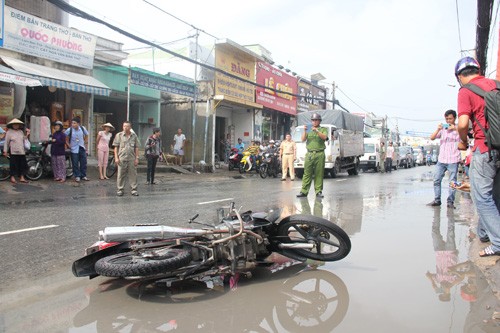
xmin=25 ymin=159 xmax=43 ymax=180
xmin=259 ymin=163 xmax=268 ymax=179
xmin=277 ymin=215 xmax=351 ymax=262
xmin=95 ymin=248 xmax=193 ymax=277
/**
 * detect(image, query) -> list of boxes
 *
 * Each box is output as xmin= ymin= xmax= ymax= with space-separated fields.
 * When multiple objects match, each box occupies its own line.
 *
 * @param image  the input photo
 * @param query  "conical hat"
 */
xmin=6 ymin=118 xmax=24 ymax=128
xmin=101 ymin=123 xmax=115 ymax=131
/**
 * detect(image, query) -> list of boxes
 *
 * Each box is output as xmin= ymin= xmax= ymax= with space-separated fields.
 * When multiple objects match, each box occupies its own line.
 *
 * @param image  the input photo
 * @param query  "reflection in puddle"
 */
xmin=72 ymin=257 xmax=350 ymax=332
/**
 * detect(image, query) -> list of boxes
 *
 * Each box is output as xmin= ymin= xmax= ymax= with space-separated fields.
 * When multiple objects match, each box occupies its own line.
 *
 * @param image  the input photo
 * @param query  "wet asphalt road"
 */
xmin=0 ymin=166 xmax=498 ymax=332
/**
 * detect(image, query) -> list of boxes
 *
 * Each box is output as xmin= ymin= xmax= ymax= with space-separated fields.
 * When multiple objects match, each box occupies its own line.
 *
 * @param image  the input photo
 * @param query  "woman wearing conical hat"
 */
xmin=3 ymin=118 xmax=30 ymax=184
xmin=96 ymin=123 xmax=115 ymax=180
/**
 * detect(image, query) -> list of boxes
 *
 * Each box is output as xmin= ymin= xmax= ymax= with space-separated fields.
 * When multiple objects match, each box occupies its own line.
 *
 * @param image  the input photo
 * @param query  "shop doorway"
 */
xmin=215 ymin=116 xmax=226 ymax=161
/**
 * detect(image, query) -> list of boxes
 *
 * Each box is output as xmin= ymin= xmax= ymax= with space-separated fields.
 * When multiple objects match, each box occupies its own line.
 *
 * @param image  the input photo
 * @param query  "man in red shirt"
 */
xmin=456 ymin=57 xmax=500 ymax=257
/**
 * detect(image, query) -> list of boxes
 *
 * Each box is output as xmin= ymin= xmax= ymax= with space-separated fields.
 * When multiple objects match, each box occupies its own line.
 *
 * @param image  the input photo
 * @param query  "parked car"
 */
xmin=413 ymin=148 xmax=424 ymax=166
xmin=398 ymin=146 xmax=415 ymax=168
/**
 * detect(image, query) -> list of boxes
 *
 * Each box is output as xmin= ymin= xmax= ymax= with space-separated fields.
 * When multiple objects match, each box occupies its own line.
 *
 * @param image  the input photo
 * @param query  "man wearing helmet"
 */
xmin=455 ymin=56 xmax=500 ymax=257
xmin=297 ymin=113 xmax=328 ymax=198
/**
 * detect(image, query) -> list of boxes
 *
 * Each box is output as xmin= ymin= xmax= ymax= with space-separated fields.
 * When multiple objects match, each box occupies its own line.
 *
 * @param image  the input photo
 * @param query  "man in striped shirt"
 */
xmin=428 ymin=110 xmax=461 ymax=209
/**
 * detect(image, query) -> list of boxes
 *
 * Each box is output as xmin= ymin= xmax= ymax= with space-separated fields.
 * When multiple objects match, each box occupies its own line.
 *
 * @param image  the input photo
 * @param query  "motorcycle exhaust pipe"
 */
xmin=278 ymin=243 xmax=315 ymax=249
xmin=99 ymin=226 xmax=209 ymax=242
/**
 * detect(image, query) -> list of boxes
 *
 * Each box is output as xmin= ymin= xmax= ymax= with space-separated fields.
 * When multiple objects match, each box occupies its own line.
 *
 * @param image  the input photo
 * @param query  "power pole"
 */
xmin=190 ymin=30 xmax=199 ymax=170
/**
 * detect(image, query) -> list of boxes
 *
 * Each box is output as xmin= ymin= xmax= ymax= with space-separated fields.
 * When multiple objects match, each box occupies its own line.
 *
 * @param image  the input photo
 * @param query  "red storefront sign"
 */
xmin=256 ymin=62 xmax=297 ymax=115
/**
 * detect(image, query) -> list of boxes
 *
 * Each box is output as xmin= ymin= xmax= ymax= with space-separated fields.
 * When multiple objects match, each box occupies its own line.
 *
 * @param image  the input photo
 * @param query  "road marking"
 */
xmin=197 ymin=198 xmax=234 ymax=205
xmin=0 ymin=224 xmax=59 ymax=236
xmin=336 ymin=179 xmax=347 ymax=182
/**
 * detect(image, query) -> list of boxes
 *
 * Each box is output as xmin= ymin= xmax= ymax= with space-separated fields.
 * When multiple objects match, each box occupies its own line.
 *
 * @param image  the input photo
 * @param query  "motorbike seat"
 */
xmin=251 ymin=210 xmax=280 ymax=224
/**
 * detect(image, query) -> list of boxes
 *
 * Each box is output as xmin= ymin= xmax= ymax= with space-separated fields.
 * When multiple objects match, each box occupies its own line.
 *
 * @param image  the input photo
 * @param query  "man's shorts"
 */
xmin=174 ymin=149 xmax=184 ymax=156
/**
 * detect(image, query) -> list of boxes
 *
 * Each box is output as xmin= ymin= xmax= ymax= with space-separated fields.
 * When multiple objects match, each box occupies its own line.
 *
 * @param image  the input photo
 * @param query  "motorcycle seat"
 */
xmin=251 ymin=210 xmax=280 ymax=224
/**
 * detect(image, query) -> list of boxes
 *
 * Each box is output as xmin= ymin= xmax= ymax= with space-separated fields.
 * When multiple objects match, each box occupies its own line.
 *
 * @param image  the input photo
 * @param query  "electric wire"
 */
xmin=336 ymin=87 xmax=370 ymax=113
xmin=142 ymin=0 xmax=219 ymax=40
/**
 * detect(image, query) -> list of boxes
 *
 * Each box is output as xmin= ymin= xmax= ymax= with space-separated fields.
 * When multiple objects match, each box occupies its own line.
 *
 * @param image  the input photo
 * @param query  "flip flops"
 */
xmin=479 ymin=245 xmax=500 ymax=257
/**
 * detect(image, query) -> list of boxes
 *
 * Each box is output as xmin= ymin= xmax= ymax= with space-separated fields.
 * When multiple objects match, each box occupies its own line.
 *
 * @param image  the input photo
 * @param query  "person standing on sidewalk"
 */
xmin=3 ymin=118 xmax=30 ymax=184
xmin=65 ymin=117 xmax=89 ymax=182
xmin=280 ymin=133 xmax=296 ymax=181
xmin=96 ymin=123 xmax=114 ymax=180
xmin=50 ymin=121 xmax=67 ymax=183
xmin=297 ymin=113 xmax=328 ymax=198
xmin=145 ymin=127 xmax=162 ymax=185
xmin=379 ymin=141 xmax=386 ymax=173
xmin=427 ymin=110 xmax=461 ymax=209
xmin=173 ymin=128 xmax=186 ymax=166
xmin=455 ymin=56 xmax=500 ymax=257
xmin=385 ymin=142 xmax=395 ymax=173
xmin=113 ymin=121 xmax=140 ymax=197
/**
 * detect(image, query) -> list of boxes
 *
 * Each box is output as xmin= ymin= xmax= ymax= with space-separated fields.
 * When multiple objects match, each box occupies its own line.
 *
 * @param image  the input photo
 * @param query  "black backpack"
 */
xmin=463 ymin=81 xmax=500 ymax=157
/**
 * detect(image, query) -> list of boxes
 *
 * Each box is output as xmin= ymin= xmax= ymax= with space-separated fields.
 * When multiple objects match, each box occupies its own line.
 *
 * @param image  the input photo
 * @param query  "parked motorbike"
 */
xmin=228 ymin=147 xmax=242 ymax=171
xmin=239 ymin=151 xmax=261 ymax=173
xmin=259 ymin=152 xmax=280 ymax=179
xmin=72 ymin=202 xmax=351 ymax=282
xmin=0 ymin=139 xmax=9 ymax=181
xmin=25 ymin=141 xmax=73 ymax=181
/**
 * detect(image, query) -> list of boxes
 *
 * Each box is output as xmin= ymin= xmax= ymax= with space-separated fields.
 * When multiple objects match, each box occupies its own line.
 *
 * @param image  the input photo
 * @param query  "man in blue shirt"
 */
xmin=235 ymin=138 xmax=245 ymax=154
xmin=65 ymin=117 xmax=89 ymax=182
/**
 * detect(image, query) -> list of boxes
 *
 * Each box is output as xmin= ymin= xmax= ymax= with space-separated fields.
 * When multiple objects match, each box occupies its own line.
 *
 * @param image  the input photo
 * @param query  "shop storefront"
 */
xmin=212 ymin=40 xmax=263 ymax=160
xmin=94 ymin=65 xmax=196 ymax=155
xmin=0 ymin=6 xmax=110 ymax=149
xmin=255 ymin=61 xmax=297 ymax=141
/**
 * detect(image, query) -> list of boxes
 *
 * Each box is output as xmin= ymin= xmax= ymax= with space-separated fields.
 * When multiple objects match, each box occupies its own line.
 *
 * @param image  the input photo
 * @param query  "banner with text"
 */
xmin=297 ymin=80 xmax=326 ymax=112
xmin=215 ymin=45 xmax=256 ymax=104
xmin=256 ymin=62 xmax=297 ymax=115
xmin=131 ymin=70 xmax=195 ymax=97
xmin=3 ymin=6 xmax=97 ymax=69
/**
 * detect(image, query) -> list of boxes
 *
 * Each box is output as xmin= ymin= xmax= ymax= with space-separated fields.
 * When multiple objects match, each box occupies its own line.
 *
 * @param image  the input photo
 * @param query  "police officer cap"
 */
xmin=311 ymin=113 xmax=322 ymax=121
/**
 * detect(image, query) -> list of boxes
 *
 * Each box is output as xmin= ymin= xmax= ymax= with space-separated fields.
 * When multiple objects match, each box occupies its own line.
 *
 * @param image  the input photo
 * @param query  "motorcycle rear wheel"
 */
xmin=259 ymin=163 xmax=268 ymax=179
xmin=95 ymin=248 xmax=192 ymax=277
xmin=277 ymin=215 xmax=351 ymax=262
xmin=106 ymin=158 xmax=117 ymax=178
xmin=25 ymin=159 xmax=43 ymax=180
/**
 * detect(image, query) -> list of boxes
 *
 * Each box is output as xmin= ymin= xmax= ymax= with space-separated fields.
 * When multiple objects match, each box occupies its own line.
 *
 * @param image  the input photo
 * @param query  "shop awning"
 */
xmin=213 ymin=94 xmax=263 ymax=109
xmin=1 ymin=56 xmax=111 ymax=96
xmin=0 ymin=65 xmax=42 ymax=87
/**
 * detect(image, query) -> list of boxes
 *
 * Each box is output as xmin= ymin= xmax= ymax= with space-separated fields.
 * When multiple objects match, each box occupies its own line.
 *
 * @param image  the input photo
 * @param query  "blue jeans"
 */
xmin=433 ymin=161 xmax=458 ymax=204
xmin=470 ymin=149 xmax=500 ymax=251
xmin=71 ymin=146 xmax=87 ymax=178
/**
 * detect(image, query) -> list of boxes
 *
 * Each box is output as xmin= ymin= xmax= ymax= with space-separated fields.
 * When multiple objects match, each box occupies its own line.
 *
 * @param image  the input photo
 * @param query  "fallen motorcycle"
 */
xmin=25 ymin=141 xmax=73 ymax=181
xmin=72 ymin=203 xmax=351 ymax=282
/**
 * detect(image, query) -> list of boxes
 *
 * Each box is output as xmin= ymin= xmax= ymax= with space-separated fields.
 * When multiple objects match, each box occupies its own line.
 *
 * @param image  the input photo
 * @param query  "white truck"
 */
xmin=292 ymin=109 xmax=364 ymax=178
xmin=360 ymin=137 xmax=382 ymax=172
